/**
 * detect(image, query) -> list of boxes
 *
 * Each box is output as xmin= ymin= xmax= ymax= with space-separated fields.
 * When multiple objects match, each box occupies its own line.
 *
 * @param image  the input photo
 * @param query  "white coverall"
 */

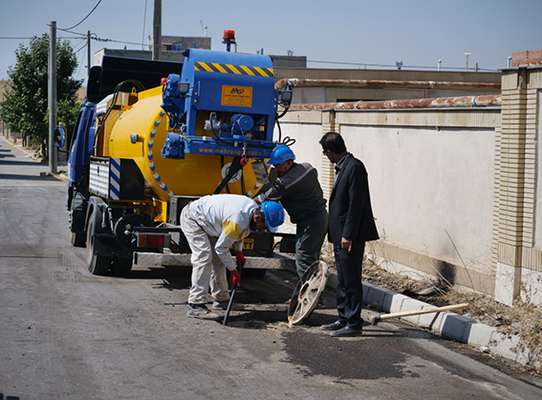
xmin=180 ymin=194 xmax=257 ymax=305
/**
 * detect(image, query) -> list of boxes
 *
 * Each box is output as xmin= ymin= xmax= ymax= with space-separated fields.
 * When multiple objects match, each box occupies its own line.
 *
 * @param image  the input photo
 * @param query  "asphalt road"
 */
xmin=1 ymin=135 xmax=542 ymax=400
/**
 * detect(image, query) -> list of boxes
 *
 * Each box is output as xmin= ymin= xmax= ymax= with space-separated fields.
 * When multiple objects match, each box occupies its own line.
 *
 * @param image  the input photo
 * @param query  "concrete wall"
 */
xmin=535 ymin=90 xmax=542 ymax=250
xmin=340 ymin=124 xmax=494 ymax=270
xmin=279 ymin=107 xmax=500 ymax=295
xmin=274 ymin=67 xmax=501 ymax=83
xmin=275 ymin=68 xmax=501 ymax=104
xmin=291 ymin=86 xmax=499 ymax=104
xmin=494 ymin=67 xmax=542 ymax=306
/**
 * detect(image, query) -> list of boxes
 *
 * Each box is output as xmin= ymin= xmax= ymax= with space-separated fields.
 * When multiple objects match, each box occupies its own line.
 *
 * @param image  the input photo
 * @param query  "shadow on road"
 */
xmin=0 ymin=159 xmax=43 ymax=166
xmin=0 ymin=173 xmax=57 ymax=181
xmin=127 ymin=266 xmax=193 ymax=291
xmin=0 ymin=393 xmax=21 ymax=400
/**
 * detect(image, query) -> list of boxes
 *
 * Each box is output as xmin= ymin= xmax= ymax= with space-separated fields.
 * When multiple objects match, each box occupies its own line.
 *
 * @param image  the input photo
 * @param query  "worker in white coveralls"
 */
xmin=180 ymin=194 xmax=285 ymax=318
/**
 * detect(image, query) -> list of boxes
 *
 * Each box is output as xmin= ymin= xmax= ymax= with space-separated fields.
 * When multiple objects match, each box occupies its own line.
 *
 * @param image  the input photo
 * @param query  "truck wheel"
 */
xmin=110 ymin=257 xmax=132 ymax=277
xmin=70 ymin=231 xmax=86 ymax=247
xmin=86 ymin=209 xmax=111 ymax=276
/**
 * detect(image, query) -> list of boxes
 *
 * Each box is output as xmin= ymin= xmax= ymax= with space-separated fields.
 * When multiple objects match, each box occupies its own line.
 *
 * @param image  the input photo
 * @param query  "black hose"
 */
xmin=94 ymin=80 xmax=144 ymax=153
xmin=275 ymin=115 xmax=282 ymax=143
xmin=115 ymin=80 xmax=145 ymax=93
xmin=220 ymin=155 xmax=231 ymax=194
xmin=281 ymin=136 xmax=296 ymax=146
xmin=276 ymin=106 xmax=289 ymax=119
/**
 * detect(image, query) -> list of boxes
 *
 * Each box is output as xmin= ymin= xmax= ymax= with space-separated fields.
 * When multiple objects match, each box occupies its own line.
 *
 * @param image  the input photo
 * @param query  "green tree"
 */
xmin=0 ymin=34 xmax=81 ymax=159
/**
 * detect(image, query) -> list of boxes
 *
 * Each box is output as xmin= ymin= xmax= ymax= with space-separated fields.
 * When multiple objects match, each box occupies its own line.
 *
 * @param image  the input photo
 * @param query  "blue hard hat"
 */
xmin=268 ymin=144 xmax=295 ymax=166
xmin=260 ymin=200 xmax=285 ymax=231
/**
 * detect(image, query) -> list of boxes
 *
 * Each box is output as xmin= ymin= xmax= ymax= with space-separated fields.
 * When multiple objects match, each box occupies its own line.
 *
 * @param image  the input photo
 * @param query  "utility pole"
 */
xmin=152 ymin=0 xmax=161 ymax=60
xmin=87 ymin=30 xmax=91 ymax=77
xmin=437 ymin=59 xmax=442 ymax=72
xmin=48 ymin=21 xmax=57 ymax=174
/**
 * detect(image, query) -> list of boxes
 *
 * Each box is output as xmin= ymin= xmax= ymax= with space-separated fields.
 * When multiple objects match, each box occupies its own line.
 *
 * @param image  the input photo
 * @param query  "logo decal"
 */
xmin=221 ymin=85 xmax=253 ymax=108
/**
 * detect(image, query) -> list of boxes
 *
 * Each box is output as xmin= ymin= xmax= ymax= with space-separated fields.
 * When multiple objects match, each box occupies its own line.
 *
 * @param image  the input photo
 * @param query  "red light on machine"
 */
xmin=223 ymin=29 xmax=236 ymax=41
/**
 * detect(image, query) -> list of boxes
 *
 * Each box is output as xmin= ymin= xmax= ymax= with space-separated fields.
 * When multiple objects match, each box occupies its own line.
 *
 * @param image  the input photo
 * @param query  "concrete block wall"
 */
xmin=281 ymin=107 xmax=500 ymax=296
xmin=280 ymin=67 xmax=542 ymax=306
xmin=495 ymin=67 xmax=542 ymax=305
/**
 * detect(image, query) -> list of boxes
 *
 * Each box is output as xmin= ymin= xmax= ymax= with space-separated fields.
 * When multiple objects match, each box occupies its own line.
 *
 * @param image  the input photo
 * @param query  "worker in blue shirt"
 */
xmin=258 ymin=144 xmax=328 ymax=278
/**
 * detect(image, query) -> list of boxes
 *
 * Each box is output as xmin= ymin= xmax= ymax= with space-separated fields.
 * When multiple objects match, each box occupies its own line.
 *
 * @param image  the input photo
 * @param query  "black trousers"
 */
xmin=333 ymin=241 xmax=365 ymax=327
xmin=295 ymin=211 xmax=328 ymax=278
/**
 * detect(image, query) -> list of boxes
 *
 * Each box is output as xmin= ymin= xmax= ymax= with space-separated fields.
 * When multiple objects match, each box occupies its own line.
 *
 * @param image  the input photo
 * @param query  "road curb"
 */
xmin=322 ymin=268 xmax=537 ymax=370
xmin=1 ymin=135 xmax=38 ymax=159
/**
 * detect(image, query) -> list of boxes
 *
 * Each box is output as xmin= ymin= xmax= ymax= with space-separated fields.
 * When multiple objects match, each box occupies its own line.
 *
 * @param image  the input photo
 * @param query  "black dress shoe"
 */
xmin=330 ymin=325 xmax=362 ymax=337
xmin=320 ymin=320 xmax=346 ymax=331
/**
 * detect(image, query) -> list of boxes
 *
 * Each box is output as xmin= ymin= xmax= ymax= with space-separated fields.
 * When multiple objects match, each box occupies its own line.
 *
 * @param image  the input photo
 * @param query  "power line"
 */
xmin=61 ymin=0 xmax=104 ymax=31
xmin=1 ymin=31 xmax=146 ymax=48
xmin=74 ymin=40 xmax=87 ymax=78
xmin=0 ymin=36 xmax=35 ymax=39
xmin=57 ymin=27 xmax=87 ymax=37
xmin=0 ymin=35 xmax=83 ymax=40
xmin=93 ymin=36 xmax=146 ymax=47
xmin=74 ymin=41 xmax=88 ymax=54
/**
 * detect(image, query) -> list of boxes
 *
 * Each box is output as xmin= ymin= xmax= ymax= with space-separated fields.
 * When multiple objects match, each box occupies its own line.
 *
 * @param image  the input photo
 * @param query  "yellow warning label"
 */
xmin=221 ymin=85 xmax=253 ymax=108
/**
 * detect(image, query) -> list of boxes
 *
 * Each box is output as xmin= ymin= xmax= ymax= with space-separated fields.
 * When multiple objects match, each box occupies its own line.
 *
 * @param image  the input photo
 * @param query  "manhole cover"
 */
xmin=287 ymin=261 xmax=328 ymax=327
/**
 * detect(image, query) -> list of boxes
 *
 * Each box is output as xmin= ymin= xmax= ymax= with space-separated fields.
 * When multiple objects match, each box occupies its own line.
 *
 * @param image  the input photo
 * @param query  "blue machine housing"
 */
xmin=162 ymin=49 xmax=277 ymax=159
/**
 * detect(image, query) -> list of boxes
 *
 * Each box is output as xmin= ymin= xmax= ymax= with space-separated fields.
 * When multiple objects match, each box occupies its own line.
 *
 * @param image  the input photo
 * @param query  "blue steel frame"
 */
xmin=179 ymin=49 xmax=277 ymax=158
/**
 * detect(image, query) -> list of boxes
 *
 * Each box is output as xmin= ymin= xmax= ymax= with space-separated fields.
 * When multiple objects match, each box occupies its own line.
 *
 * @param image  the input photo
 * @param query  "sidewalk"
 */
xmin=318 ymin=267 xmax=541 ymax=372
xmin=1 ymin=134 xmax=68 ymax=181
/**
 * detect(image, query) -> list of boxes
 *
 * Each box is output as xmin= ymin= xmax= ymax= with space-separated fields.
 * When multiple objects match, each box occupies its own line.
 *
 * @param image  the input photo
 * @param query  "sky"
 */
xmin=0 ymin=0 xmax=541 ymax=82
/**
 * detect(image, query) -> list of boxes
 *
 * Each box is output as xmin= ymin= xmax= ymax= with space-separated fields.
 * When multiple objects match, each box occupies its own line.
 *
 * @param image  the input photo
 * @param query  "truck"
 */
xmin=66 ymin=31 xmax=297 ymax=278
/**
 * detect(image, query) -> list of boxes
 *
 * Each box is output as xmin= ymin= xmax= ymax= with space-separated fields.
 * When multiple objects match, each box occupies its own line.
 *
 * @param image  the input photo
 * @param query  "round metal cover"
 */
xmin=287 ymin=261 xmax=329 ymax=326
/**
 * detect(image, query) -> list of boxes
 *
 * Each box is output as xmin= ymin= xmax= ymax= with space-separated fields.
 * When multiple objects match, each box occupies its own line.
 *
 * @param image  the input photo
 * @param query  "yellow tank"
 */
xmin=105 ymin=86 xmax=265 ymax=202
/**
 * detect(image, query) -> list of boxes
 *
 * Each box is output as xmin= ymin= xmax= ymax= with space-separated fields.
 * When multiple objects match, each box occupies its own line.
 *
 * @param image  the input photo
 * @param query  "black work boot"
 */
xmin=320 ymin=320 xmax=346 ymax=331
xmin=330 ymin=325 xmax=362 ymax=337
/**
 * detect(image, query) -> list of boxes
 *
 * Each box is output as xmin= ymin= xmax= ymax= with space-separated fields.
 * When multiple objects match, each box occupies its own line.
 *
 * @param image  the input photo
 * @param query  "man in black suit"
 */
xmin=319 ymin=132 xmax=379 ymax=337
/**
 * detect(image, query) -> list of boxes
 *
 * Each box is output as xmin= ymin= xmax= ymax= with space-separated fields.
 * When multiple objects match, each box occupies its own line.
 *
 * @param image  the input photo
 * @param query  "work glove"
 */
xmin=230 ymin=269 xmax=241 ymax=287
xmin=235 ymin=251 xmax=246 ymax=268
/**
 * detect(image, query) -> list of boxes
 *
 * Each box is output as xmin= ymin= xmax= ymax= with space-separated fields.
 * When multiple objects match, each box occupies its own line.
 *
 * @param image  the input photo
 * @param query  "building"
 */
xmin=269 ymin=55 xmax=307 ymax=69
xmin=160 ymin=35 xmax=211 ymax=62
xmin=274 ymin=68 xmax=501 ymax=103
xmin=94 ymin=35 xmax=211 ymax=66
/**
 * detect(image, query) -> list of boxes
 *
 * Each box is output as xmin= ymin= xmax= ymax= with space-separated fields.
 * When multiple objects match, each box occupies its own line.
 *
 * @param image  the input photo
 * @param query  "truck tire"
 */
xmin=86 ymin=208 xmax=111 ymax=276
xmin=110 ymin=257 xmax=132 ymax=277
xmin=70 ymin=231 xmax=86 ymax=247
xmin=69 ymin=192 xmax=88 ymax=248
